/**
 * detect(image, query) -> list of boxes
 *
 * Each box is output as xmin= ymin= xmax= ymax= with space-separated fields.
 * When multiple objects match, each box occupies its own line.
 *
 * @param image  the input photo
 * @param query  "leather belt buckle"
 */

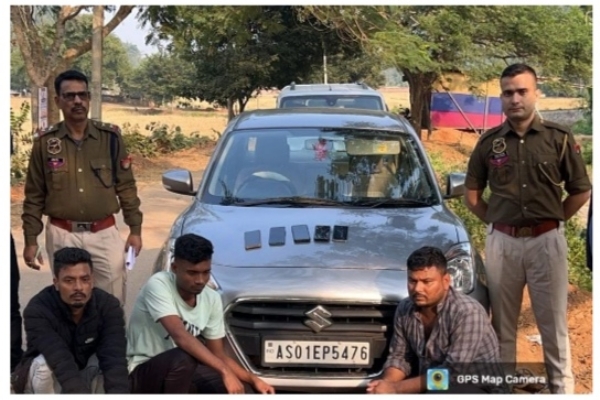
xmin=516 ymin=227 xmax=533 ymax=237
xmin=72 ymin=222 xmax=93 ymax=232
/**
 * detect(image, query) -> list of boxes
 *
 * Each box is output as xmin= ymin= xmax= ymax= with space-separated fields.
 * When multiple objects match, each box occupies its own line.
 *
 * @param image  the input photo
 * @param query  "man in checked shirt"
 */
xmin=367 ymin=246 xmax=507 ymax=394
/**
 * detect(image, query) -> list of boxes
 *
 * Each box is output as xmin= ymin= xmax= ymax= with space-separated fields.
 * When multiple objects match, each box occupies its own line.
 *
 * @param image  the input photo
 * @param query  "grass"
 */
xmin=10 ymin=90 xmax=583 ymax=139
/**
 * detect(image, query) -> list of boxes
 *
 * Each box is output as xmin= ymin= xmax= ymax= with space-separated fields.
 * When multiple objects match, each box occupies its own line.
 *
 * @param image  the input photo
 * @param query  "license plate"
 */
xmin=263 ymin=340 xmax=370 ymax=366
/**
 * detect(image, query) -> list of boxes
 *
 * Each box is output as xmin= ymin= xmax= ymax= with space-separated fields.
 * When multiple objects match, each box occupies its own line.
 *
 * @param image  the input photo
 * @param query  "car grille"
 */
xmin=225 ymin=301 xmax=397 ymax=377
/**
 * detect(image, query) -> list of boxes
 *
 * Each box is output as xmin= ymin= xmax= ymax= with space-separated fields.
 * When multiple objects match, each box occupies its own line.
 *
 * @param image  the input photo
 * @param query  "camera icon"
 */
xmin=427 ymin=368 xmax=449 ymax=391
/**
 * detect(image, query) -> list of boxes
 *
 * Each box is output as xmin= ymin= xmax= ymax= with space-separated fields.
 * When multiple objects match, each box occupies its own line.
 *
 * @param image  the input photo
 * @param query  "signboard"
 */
xmin=38 ymin=87 xmax=48 ymax=131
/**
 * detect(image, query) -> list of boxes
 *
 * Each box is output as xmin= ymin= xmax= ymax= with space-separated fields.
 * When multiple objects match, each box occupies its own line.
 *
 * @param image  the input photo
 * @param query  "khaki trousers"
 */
xmin=45 ymin=222 xmax=126 ymax=305
xmin=484 ymin=223 xmax=573 ymax=394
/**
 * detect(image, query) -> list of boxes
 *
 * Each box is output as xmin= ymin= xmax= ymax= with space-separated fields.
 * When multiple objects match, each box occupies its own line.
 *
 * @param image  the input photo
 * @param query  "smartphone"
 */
xmin=269 ymin=227 xmax=286 ymax=246
xmin=245 ymin=230 xmax=262 ymax=250
xmin=314 ymin=225 xmax=331 ymax=242
xmin=333 ymin=225 xmax=349 ymax=242
xmin=291 ymin=225 xmax=311 ymax=243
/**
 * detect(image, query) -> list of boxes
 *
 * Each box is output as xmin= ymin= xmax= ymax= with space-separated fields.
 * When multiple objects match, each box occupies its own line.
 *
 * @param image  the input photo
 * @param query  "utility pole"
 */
xmin=323 ymin=38 xmax=328 ymax=84
xmin=91 ymin=6 xmax=104 ymax=120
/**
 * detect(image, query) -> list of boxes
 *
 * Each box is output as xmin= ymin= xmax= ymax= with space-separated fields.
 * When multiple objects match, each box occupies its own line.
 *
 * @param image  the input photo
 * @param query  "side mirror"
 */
xmin=162 ymin=169 xmax=196 ymax=196
xmin=444 ymin=172 xmax=466 ymax=199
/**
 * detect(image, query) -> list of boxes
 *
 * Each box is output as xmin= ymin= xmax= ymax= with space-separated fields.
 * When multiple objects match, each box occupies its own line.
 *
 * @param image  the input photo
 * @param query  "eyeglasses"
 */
xmin=61 ymin=91 xmax=90 ymax=101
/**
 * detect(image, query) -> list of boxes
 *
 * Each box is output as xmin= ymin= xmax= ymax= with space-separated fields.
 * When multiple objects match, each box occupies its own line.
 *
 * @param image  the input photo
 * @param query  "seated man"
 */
xmin=11 ymin=247 xmax=128 ymax=394
xmin=367 ymin=246 xmax=507 ymax=394
xmin=127 ymin=233 xmax=274 ymax=394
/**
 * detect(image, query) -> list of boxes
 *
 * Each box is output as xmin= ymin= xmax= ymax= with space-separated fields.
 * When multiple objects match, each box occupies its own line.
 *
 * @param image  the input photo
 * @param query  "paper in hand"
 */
xmin=126 ymin=246 xmax=136 ymax=271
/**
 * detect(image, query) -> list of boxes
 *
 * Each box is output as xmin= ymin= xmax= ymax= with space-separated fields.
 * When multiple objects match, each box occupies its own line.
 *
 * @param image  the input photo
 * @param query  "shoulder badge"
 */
xmin=92 ymin=120 xmax=122 ymax=135
xmin=33 ymin=124 xmax=59 ymax=140
xmin=540 ymin=119 xmax=570 ymax=134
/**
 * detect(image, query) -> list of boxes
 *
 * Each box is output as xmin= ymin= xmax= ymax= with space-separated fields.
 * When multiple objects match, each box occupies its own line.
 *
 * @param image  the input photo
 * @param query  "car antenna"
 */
xmin=291 ymin=81 xmax=296 ymax=90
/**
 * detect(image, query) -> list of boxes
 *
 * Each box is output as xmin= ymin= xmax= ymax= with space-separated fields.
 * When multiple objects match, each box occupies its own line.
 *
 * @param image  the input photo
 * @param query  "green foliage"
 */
xmin=10 ymin=101 xmax=33 ymax=184
xmin=11 ymin=8 xmax=136 ymax=93
xmin=572 ymin=88 xmax=592 ymax=136
xmin=428 ymin=150 xmax=592 ymax=292
xmin=125 ymin=52 xmax=196 ymax=104
xmin=573 ymin=117 xmax=592 ymax=136
xmin=305 ymin=51 xmax=386 ymax=87
xmin=120 ymin=122 xmax=215 ymax=158
xmin=121 ymin=123 xmax=157 ymax=158
xmin=564 ymin=218 xmax=592 ymax=292
xmin=305 ymin=6 xmax=592 ymax=133
xmin=580 ymin=140 xmax=592 ymax=165
xmin=10 ymin=47 xmax=30 ymax=91
xmin=146 ymin=122 xmax=213 ymax=153
xmin=139 ymin=6 xmax=370 ymax=115
xmin=51 ymin=14 xmax=134 ymax=90
xmin=124 ymin=42 xmax=143 ymax=68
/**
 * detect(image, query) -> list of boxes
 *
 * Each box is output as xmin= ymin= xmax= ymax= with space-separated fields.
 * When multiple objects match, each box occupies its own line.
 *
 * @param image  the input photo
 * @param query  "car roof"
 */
xmin=231 ymin=108 xmax=410 ymax=132
xmin=279 ymin=83 xmax=384 ymax=98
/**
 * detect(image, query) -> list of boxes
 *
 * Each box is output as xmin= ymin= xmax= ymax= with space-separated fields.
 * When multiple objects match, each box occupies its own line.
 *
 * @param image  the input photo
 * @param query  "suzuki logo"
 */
xmin=304 ymin=305 xmax=333 ymax=333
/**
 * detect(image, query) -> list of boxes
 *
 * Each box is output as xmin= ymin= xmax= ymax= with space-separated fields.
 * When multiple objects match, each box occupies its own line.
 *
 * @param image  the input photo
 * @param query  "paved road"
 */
xmin=11 ymin=171 xmax=203 ymax=322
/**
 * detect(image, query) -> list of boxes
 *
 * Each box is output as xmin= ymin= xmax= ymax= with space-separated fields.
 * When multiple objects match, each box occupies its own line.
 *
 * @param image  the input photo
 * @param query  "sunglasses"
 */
xmin=61 ymin=91 xmax=90 ymax=101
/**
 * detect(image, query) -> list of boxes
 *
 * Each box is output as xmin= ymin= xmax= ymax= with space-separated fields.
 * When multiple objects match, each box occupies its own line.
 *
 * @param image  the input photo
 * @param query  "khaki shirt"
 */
xmin=465 ymin=116 xmax=591 ymax=226
xmin=22 ymin=120 xmax=143 ymax=246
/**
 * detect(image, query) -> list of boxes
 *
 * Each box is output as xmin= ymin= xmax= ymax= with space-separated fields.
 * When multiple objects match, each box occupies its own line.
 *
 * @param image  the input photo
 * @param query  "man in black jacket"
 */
xmin=11 ymin=247 xmax=129 ymax=393
xmin=11 ymin=131 xmax=24 ymax=372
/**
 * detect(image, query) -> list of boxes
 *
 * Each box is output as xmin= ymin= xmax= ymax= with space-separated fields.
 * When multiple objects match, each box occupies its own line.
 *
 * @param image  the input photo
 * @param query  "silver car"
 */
xmin=277 ymin=82 xmax=388 ymax=111
xmin=154 ymin=108 xmax=489 ymax=392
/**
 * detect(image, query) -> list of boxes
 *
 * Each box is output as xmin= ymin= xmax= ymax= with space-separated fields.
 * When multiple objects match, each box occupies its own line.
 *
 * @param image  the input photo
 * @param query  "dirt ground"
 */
xmin=9 ymin=128 xmax=592 ymax=394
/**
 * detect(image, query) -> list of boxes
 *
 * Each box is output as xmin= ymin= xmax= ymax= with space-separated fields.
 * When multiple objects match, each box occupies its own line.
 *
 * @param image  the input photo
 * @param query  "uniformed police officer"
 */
xmin=464 ymin=63 xmax=591 ymax=394
xmin=21 ymin=69 xmax=143 ymax=306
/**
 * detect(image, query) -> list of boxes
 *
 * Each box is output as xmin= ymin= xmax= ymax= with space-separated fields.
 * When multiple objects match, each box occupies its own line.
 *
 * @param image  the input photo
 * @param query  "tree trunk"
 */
xmin=11 ymin=5 xmax=134 ymax=131
xmin=45 ymin=77 xmax=59 ymax=126
xmin=237 ymin=97 xmax=251 ymax=115
xmin=227 ymin=97 xmax=235 ymax=121
xmin=29 ymin=85 xmax=40 ymax=134
xmin=402 ymin=70 xmax=438 ymax=141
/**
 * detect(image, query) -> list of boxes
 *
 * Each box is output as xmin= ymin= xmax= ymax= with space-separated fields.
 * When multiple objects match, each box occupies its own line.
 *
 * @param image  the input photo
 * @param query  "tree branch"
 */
xmin=11 ymin=6 xmax=46 ymax=85
xmin=61 ymin=5 xmax=85 ymax=22
xmin=64 ymin=5 xmax=134 ymax=62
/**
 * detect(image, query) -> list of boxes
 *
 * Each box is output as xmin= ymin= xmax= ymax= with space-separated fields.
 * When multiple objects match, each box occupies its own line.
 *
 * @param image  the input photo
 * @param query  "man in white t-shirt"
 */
xmin=126 ymin=233 xmax=274 ymax=394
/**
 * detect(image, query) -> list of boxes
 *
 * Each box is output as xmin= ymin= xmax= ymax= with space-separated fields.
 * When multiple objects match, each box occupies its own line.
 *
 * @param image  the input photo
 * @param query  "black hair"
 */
xmin=53 ymin=247 xmax=93 ymax=277
xmin=406 ymin=246 xmax=447 ymax=274
xmin=500 ymin=63 xmax=538 ymax=81
xmin=54 ymin=69 xmax=89 ymax=95
xmin=174 ymin=233 xmax=214 ymax=264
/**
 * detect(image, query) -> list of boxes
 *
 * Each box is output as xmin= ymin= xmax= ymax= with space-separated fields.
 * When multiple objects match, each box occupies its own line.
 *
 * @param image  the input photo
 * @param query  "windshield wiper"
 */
xmin=228 ymin=196 xmax=348 ymax=207
xmin=350 ymin=198 xmax=435 ymax=208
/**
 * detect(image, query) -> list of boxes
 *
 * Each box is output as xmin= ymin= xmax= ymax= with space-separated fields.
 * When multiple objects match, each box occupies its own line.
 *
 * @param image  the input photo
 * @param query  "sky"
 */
xmin=108 ymin=9 xmax=158 ymax=56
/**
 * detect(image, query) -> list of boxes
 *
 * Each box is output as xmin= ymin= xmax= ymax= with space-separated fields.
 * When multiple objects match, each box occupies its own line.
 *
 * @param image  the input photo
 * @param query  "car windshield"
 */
xmin=202 ymin=128 xmax=439 ymax=207
xmin=280 ymin=95 xmax=384 ymax=110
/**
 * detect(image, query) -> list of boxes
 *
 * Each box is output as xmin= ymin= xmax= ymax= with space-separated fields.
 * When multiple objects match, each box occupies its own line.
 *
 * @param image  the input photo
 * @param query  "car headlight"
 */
xmin=161 ymin=238 xmax=221 ymax=291
xmin=445 ymin=242 xmax=475 ymax=293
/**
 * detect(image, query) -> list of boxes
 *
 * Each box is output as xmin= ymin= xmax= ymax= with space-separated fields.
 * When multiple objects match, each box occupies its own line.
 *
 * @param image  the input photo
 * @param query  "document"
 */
xmin=126 ymin=247 xmax=136 ymax=271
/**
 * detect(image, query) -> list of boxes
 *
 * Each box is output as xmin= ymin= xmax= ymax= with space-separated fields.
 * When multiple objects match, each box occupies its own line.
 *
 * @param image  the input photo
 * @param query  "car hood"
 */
xmin=214 ymin=266 xmax=408 ymax=305
xmin=179 ymin=203 xmax=463 ymax=270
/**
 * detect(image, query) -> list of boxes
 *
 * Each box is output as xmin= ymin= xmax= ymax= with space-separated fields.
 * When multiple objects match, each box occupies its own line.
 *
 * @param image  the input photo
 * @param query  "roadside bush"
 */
xmin=581 ymin=140 xmax=592 ymax=165
xmin=428 ymin=151 xmax=592 ymax=292
xmin=572 ymin=116 xmax=592 ymax=136
xmin=121 ymin=121 xmax=216 ymax=157
xmin=121 ymin=123 xmax=156 ymax=158
xmin=10 ymin=101 xmax=32 ymax=184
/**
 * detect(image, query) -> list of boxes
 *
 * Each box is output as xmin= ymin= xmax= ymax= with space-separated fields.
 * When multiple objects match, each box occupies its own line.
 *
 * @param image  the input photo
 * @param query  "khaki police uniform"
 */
xmin=22 ymin=120 xmax=143 ymax=305
xmin=465 ymin=116 xmax=591 ymax=394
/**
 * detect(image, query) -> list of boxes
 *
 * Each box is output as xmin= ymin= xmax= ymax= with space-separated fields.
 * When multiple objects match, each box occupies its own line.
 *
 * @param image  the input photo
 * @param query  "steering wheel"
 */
xmin=235 ymin=172 xmax=296 ymax=198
